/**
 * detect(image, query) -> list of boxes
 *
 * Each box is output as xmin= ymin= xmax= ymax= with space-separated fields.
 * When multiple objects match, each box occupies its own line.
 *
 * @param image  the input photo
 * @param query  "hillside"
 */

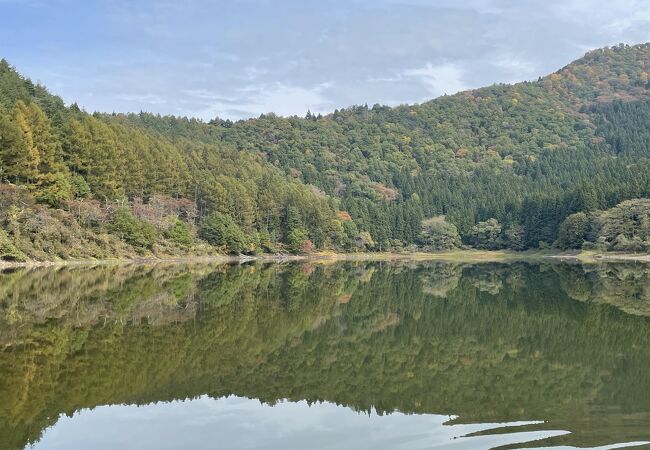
xmin=1 ymin=43 xmax=650 ymax=259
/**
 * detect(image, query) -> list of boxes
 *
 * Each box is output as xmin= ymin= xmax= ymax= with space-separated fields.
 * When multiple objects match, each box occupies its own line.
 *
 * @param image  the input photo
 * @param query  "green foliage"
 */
xmin=0 ymin=112 xmax=29 ymax=182
xmin=0 ymin=229 xmax=25 ymax=261
xmin=465 ymin=218 xmax=504 ymax=250
xmin=3 ymin=261 xmax=650 ymax=449
xmin=596 ymin=199 xmax=650 ymax=251
xmin=286 ymin=228 xmax=311 ymax=254
xmin=163 ymin=219 xmax=194 ymax=247
xmin=503 ymin=224 xmax=525 ymax=251
xmin=70 ymin=174 xmax=91 ymax=198
xmin=199 ymin=212 xmax=247 ymax=254
xmin=110 ymin=208 xmax=158 ymax=250
xmin=556 ymin=212 xmax=591 ymax=249
xmin=418 ymin=216 xmax=460 ymax=250
xmin=2 ymin=44 xmax=650 ymax=257
xmin=34 ymin=172 xmax=73 ymax=207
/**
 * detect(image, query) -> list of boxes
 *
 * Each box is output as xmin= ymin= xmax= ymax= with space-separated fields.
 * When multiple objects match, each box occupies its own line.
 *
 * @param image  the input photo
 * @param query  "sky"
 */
xmin=2 ymin=0 xmax=650 ymax=120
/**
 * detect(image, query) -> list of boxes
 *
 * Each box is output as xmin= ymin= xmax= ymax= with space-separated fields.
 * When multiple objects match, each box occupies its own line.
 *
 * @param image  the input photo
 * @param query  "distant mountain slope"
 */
xmin=118 ymin=44 xmax=650 ymax=239
xmin=0 ymin=44 xmax=649 ymax=257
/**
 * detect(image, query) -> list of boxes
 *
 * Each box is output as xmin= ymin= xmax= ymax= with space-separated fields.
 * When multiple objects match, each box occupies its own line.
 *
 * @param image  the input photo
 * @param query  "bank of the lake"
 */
xmin=1 ymin=249 xmax=649 ymax=271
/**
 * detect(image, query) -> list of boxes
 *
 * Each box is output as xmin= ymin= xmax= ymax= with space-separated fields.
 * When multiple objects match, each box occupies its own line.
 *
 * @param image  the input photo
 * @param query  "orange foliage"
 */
xmin=372 ymin=183 xmax=398 ymax=201
xmin=337 ymin=211 xmax=353 ymax=221
xmin=338 ymin=294 xmax=353 ymax=304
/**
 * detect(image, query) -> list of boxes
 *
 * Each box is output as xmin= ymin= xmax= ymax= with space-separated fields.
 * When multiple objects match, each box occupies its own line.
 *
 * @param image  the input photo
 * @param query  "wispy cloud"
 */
xmin=115 ymin=93 xmax=167 ymax=105
xmin=402 ymin=63 xmax=467 ymax=98
xmin=185 ymin=81 xmax=335 ymax=120
xmin=4 ymin=0 xmax=650 ymax=119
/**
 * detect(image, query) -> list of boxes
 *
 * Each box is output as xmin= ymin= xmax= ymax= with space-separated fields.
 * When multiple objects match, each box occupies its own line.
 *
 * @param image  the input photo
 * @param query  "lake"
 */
xmin=1 ymin=260 xmax=650 ymax=449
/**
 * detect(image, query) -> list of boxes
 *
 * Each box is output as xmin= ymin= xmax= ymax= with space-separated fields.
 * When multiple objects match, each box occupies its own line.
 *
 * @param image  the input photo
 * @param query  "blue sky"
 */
xmin=2 ymin=0 xmax=650 ymax=120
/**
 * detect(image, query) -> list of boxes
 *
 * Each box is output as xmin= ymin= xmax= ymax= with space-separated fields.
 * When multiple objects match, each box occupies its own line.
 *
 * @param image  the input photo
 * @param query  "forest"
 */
xmin=1 ymin=43 xmax=650 ymax=259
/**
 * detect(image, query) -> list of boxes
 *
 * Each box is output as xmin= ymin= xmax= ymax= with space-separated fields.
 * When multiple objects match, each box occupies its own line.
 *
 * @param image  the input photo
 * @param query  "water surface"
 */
xmin=2 ymin=260 xmax=650 ymax=449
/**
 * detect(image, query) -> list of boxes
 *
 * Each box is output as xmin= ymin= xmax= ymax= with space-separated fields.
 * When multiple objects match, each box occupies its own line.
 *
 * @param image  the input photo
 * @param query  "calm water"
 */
xmin=2 ymin=260 xmax=650 ymax=449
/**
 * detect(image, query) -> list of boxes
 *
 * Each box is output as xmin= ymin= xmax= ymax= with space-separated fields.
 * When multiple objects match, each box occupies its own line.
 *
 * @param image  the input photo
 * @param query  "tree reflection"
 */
xmin=1 ymin=260 xmax=650 ymax=449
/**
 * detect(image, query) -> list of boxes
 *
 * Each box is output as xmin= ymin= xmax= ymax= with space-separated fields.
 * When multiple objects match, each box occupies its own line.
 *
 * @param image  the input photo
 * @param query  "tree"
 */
xmin=597 ymin=199 xmax=650 ymax=251
xmin=504 ymin=224 xmax=525 ymax=251
xmin=355 ymin=231 xmax=375 ymax=251
xmin=286 ymin=228 xmax=311 ymax=254
xmin=418 ymin=217 xmax=461 ymax=251
xmin=199 ymin=212 xmax=247 ymax=254
xmin=465 ymin=218 xmax=504 ymax=250
xmin=556 ymin=212 xmax=591 ymax=249
xmin=14 ymin=100 xmax=64 ymax=175
xmin=0 ymin=113 xmax=30 ymax=182
xmin=63 ymin=116 xmax=124 ymax=201
xmin=35 ymin=172 xmax=73 ymax=207
xmin=341 ymin=220 xmax=359 ymax=250
xmin=284 ymin=206 xmax=311 ymax=253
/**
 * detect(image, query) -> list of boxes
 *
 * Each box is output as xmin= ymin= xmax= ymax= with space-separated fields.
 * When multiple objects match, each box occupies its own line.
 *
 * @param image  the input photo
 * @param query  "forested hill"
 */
xmin=1 ymin=43 xmax=650 ymax=259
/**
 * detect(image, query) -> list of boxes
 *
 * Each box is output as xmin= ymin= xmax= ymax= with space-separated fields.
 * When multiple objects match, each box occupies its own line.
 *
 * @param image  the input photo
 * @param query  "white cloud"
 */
xmin=115 ymin=93 xmax=167 ymax=105
xmin=191 ymin=81 xmax=335 ymax=120
xmin=402 ymin=63 xmax=467 ymax=98
xmin=11 ymin=0 xmax=650 ymax=120
xmin=552 ymin=0 xmax=650 ymax=31
xmin=492 ymin=54 xmax=538 ymax=82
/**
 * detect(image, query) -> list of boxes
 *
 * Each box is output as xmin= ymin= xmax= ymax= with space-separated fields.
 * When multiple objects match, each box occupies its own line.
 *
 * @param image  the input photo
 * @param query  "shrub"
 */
xmin=0 ymin=230 xmax=25 ymax=261
xmin=418 ymin=216 xmax=460 ymax=251
xmin=199 ymin=212 xmax=247 ymax=254
xmin=286 ymin=227 xmax=310 ymax=254
xmin=110 ymin=208 xmax=157 ymax=250
xmin=164 ymin=219 xmax=194 ymax=247
xmin=0 ymin=183 xmax=34 ymax=209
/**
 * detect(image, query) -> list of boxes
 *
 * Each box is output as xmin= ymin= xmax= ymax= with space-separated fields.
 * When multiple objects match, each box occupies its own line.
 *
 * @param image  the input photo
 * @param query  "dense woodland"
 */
xmin=1 ymin=43 xmax=650 ymax=259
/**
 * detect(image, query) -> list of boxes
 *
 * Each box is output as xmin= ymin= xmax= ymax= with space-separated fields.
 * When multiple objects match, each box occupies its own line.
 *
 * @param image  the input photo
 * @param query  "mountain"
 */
xmin=0 ymin=43 xmax=649 ymax=259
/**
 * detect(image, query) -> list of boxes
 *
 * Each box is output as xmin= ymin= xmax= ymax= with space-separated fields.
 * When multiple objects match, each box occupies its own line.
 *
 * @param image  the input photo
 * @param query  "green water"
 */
xmin=1 ymin=261 xmax=650 ymax=449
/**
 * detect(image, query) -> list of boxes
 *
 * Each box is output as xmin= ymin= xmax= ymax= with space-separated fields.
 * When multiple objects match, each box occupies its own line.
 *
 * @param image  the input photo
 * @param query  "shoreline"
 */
xmin=1 ymin=250 xmax=649 ymax=270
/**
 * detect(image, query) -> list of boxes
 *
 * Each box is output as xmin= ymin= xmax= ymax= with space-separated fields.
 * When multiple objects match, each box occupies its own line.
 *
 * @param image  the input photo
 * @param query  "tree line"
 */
xmin=0 ymin=44 xmax=649 ymax=258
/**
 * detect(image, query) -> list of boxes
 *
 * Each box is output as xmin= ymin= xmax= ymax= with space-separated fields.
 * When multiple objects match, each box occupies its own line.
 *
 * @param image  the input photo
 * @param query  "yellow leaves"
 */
xmin=13 ymin=102 xmax=40 ymax=181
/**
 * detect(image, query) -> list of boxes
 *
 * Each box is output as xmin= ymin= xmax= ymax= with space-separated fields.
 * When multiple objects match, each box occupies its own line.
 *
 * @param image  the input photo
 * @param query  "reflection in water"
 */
xmin=30 ymin=396 xmax=565 ymax=450
xmin=1 ymin=261 xmax=650 ymax=449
